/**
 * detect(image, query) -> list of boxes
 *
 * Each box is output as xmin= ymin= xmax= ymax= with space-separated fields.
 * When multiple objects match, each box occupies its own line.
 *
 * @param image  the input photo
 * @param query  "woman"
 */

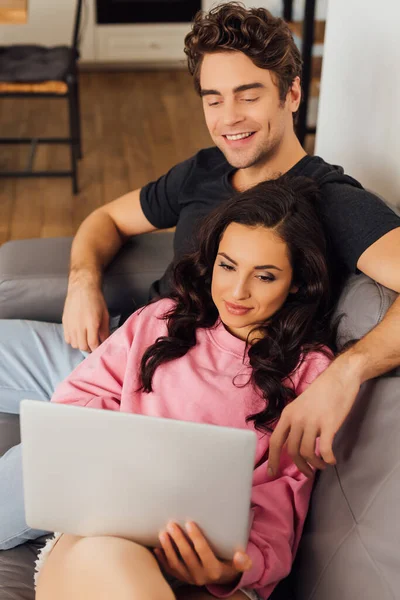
xmin=35 ymin=176 xmax=335 ymax=600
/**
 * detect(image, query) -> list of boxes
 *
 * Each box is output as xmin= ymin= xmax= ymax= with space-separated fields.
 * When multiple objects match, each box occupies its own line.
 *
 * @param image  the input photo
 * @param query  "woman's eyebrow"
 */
xmin=218 ymin=252 xmax=237 ymax=264
xmin=254 ymin=265 xmax=283 ymax=271
xmin=218 ymin=253 xmax=283 ymax=271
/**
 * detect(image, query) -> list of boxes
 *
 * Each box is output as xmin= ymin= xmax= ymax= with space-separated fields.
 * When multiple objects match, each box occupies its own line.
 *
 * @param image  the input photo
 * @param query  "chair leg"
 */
xmin=73 ymin=79 xmax=83 ymax=159
xmin=67 ymin=89 xmax=79 ymax=194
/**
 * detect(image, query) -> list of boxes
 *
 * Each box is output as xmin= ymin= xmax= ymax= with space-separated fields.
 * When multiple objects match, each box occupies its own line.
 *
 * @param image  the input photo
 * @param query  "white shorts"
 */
xmin=35 ymin=533 xmax=261 ymax=600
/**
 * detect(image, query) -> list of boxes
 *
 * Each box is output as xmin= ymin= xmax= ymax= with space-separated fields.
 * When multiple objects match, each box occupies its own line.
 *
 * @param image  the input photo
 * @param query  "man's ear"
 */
xmin=287 ymin=76 xmax=302 ymax=113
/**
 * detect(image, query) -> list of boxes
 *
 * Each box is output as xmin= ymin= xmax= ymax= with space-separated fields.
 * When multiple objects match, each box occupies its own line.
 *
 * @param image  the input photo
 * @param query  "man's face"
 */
xmin=199 ymin=51 xmax=300 ymax=170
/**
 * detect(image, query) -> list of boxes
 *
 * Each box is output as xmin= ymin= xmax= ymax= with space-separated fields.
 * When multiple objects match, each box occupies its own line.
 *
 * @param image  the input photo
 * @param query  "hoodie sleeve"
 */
xmin=51 ymin=311 xmax=139 ymax=411
xmin=207 ymin=351 xmax=332 ymax=599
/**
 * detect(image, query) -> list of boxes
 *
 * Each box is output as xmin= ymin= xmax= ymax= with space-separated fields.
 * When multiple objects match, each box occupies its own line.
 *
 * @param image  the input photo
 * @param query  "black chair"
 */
xmin=0 ymin=0 xmax=83 ymax=194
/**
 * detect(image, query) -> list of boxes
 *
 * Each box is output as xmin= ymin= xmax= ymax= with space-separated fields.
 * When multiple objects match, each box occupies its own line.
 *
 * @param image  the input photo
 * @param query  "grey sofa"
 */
xmin=0 ymin=233 xmax=399 ymax=600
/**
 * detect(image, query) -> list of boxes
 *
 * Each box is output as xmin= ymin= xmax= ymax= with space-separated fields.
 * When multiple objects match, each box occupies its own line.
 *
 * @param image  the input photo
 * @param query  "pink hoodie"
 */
xmin=52 ymin=298 xmax=331 ymax=599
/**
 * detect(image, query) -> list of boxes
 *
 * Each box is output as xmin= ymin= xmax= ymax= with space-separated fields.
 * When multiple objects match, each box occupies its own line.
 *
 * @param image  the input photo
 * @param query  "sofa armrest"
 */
xmin=0 ymin=233 xmax=174 ymax=322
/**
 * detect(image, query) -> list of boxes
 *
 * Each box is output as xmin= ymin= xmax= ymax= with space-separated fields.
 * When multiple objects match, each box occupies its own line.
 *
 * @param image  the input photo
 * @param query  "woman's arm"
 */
xmin=206 ymin=351 xmax=332 ymax=598
xmin=52 ymin=312 xmax=138 ymax=410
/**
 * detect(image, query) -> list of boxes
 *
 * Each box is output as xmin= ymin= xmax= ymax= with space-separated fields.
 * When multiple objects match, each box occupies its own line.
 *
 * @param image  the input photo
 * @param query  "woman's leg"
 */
xmin=36 ymin=534 xmax=176 ymax=600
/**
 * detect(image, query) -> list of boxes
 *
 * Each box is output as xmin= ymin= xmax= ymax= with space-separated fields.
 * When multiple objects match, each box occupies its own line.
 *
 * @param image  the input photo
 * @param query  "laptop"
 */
xmin=20 ymin=400 xmax=257 ymax=559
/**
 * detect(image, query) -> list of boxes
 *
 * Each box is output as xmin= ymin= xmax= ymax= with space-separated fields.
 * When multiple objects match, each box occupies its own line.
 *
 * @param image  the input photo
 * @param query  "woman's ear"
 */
xmin=289 ymin=283 xmax=299 ymax=294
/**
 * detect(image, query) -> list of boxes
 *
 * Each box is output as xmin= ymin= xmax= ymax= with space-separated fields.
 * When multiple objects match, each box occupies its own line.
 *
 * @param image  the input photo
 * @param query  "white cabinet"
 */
xmin=95 ymin=23 xmax=191 ymax=63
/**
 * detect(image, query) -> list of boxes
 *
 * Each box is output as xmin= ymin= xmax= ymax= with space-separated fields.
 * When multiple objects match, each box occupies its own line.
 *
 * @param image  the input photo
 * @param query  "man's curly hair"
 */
xmin=184 ymin=2 xmax=302 ymax=106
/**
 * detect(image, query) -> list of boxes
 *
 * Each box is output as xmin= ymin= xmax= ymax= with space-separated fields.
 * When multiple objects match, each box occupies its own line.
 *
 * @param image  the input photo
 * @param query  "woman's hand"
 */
xmin=154 ymin=521 xmax=252 ymax=587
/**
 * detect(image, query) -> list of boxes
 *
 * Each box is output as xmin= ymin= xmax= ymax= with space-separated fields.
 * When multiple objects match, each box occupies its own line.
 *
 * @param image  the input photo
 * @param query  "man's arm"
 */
xmin=63 ymin=189 xmax=156 ymax=353
xmin=268 ymin=227 xmax=400 ymax=478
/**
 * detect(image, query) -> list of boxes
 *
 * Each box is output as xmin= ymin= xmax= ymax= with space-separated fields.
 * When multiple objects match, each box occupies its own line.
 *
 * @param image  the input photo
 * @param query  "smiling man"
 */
xmin=1 ymin=2 xmax=400 ymax=551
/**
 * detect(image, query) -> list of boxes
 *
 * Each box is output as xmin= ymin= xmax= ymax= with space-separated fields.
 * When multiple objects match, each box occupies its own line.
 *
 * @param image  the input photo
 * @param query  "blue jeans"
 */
xmin=0 ymin=317 xmax=118 ymax=550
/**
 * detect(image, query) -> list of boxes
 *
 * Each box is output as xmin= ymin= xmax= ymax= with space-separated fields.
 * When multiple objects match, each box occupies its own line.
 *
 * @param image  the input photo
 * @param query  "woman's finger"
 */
xmin=232 ymin=551 xmax=252 ymax=573
xmin=166 ymin=522 xmax=204 ymax=583
xmin=185 ymin=522 xmax=224 ymax=582
xmin=159 ymin=531 xmax=191 ymax=582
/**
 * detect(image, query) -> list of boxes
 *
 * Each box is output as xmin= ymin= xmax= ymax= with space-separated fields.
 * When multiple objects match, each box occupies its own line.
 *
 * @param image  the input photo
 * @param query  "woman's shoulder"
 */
xmin=290 ymin=347 xmax=333 ymax=395
xmin=139 ymin=297 xmax=176 ymax=318
xmin=122 ymin=298 xmax=176 ymax=333
xmin=133 ymin=298 xmax=177 ymax=325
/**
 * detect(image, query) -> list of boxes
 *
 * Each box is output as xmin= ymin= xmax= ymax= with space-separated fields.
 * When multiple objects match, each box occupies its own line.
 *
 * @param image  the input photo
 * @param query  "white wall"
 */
xmin=316 ymin=0 xmax=400 ymax=207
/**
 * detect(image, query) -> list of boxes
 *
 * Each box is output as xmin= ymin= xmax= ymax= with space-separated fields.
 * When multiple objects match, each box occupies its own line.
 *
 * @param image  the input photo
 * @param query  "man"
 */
xmin=1 ymin=3 xmax=400 ymax=549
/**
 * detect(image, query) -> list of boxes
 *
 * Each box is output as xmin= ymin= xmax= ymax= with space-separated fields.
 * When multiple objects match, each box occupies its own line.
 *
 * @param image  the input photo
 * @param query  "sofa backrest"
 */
xmin=293 ymin=274 xmax=399 ymax=600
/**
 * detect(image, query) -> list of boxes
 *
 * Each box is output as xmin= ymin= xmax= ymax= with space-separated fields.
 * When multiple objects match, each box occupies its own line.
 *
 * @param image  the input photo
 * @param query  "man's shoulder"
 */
xmin=293 ymin=155 xmax=364 ymax=191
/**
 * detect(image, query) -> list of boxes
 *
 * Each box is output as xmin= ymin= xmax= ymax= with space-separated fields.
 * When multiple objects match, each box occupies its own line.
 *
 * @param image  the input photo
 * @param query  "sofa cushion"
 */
xmin=0 ymin=233 xmax=174 ymax=322
xmin=334 ymin=274 xmax=397 ymax=349
xmin=0 ymin=537 xmax=48 ymax=600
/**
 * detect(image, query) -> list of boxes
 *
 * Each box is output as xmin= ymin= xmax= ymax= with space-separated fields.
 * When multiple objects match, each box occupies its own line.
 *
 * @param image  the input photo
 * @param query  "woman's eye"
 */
xmin=257 ymin=275 xmax=275 ymax=282
xmin=219 ymin=262 xmax=235 ymax=271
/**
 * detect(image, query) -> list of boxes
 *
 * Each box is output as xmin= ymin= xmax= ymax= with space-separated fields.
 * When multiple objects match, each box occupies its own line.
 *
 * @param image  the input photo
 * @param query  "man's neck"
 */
xmin=232 ymin=135 xmax=307 ymax=191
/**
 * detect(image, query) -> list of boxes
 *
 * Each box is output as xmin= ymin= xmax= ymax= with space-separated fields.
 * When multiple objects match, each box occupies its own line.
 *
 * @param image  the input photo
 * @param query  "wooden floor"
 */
xmin=0 ymin=70 xmax=315 ymax=245
xmin=0 ymin=70 xmax=211 ymax=245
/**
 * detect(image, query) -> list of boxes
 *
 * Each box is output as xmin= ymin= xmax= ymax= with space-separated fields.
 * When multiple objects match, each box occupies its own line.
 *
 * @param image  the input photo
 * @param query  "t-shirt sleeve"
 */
xmin=320 ymin=183 xmax=400 ymax=273
xmin=139 ymin=155 xmax=196 ymax=229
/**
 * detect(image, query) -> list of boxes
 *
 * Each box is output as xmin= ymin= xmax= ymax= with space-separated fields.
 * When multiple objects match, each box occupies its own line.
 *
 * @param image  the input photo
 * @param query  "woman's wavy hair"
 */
xmin=184 ymin=2 xmax=302 ymax=117
xmin=140 ymin=176 xmax=336 ymax=433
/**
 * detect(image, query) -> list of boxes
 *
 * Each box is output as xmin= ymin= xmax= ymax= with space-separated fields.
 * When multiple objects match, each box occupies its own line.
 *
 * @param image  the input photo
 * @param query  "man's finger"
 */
xmin=68 ymin=330 xmax=78 ymax=349
xmin=77 ymin=330 xmax=90 ymax=353
xmin=319 ymin=430 xmax=337 ymax=465
xmin=268 ymin=419 xmax=291 ymax=475
xmin=286 ymin=425 xmax=315 ymax=478
xmin=299 ymin=427 xmax=328 ymax=471
xmin=98 ymin=317 xmax=111 ymax=344
xmin=87 ymin=328 xmax=101 ymax=353
xmin=293 ymin=455 xmax=314 ymax=479
xmin=286 ymin=424 xmax=304 ymax=462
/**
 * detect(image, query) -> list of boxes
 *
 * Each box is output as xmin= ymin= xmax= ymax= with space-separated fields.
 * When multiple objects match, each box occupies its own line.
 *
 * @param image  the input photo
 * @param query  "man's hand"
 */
xmin=268 ymin=358 xmax=363 ymax=478
xmin=154 ymin=521 xmax=252 ymax=587
xmin=62 ymin=280 xmax=110 ymax=353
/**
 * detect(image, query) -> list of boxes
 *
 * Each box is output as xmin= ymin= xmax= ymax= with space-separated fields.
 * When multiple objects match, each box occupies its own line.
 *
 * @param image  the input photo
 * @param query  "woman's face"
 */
xmin=211 ymin=222 xmax=298 ymax=341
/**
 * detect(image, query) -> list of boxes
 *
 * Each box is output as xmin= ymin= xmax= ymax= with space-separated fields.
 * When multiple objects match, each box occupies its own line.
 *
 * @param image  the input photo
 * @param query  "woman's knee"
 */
xmin=37 ymin=534 xmax=175 ymax=600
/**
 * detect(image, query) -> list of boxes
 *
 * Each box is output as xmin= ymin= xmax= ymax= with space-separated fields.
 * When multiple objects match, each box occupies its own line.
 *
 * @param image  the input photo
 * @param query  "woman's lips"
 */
xmin=224 ymin=301 xmax=252 ymax=316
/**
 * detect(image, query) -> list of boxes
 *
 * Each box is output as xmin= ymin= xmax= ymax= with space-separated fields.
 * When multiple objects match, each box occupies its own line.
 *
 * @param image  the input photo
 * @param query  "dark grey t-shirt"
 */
xmin=140 ymin=147 xmax=400 ymax=297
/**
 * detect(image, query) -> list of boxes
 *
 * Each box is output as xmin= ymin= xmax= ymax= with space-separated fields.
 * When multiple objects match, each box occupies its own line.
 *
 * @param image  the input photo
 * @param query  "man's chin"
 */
xmin=213 ymin=142 xmax=262 ymax=169
xmin=219 ymin=149 xmax=259 ymax=170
